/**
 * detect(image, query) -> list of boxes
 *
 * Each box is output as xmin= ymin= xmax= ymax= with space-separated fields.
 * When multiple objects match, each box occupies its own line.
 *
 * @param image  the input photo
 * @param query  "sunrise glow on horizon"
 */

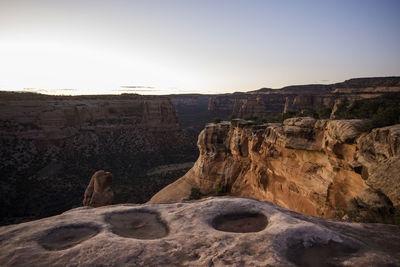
xmin=1 ymin=0 xmax=399 ymax=95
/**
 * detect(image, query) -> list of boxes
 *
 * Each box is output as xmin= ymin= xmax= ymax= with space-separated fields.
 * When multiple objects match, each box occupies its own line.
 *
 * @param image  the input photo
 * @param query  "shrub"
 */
xmin=213 ymin=117 xmax=221 ymax=124
xmin=334 ymin=98 xmax=351 ymax=119
xmin=281 ymin=111 xmax=299 ymax=121
xmin=243 ymin=115 xmax=258 ymax=121
xmin=300 ymin=109 xmax=316 ymax=118
xmin=214 ymin=183 xmax=224 ymax=196
xmin=189 ymin=187 xmax=201 ymax=200
xmin=333 ymin=96 xmax=400 ymax=128
xmin=317 ymin=107 xmax=332 ymax=119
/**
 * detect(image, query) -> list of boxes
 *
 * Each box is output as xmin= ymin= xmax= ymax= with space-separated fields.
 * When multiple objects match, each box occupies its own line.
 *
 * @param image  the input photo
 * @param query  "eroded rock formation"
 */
xmin=150 ymin=118 xmax=400 ymax=222
xmin=355 ymin=125 xmax=400 ymax=206
xmin=83 ymin=170 xmax=114 ymax=207
xmin=0 ymin=197 xmax=399 ymax=266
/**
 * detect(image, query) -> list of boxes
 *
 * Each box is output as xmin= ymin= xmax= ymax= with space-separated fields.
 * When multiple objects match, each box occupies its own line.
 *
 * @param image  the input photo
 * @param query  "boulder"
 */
xmin=83 ymin=170 xmax=114 ymax=207
xmin=354 ymin=188 xmax=393 ymax=214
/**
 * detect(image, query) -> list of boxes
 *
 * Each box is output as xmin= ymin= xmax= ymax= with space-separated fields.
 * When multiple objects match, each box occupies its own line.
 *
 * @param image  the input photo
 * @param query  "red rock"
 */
xmin=83 ymin=170 xmax=114 ymax=207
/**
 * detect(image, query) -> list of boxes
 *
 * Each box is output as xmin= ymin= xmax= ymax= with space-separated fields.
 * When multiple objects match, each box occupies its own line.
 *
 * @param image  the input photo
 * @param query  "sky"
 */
xmin=0 ymin=0 xmax=399 ymax=95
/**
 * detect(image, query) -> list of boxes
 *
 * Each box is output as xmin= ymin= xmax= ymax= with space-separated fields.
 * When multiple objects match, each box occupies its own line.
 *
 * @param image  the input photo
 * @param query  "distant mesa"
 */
xmin=120 ymin=85 xmax=155 ymax=89
xmin=120 ymin=85 xmax=155 ymax=88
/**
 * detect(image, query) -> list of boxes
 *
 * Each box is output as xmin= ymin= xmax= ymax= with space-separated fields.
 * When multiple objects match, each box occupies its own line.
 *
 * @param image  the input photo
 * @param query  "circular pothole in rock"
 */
xmin=105 ymin=210 xmax=169 ymax=239
xmin=286 ymin=241 xmax=359 ymax=267
xmin=38 ymin=225 xmax=100 ymax=251
xmin=211 ymin=212 xmax=268 ymax=233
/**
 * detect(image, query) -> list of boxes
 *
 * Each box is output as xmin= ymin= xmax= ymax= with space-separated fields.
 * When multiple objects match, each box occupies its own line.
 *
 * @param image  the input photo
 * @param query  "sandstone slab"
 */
xmin=0 ymin=197 xmax=399 ymax=266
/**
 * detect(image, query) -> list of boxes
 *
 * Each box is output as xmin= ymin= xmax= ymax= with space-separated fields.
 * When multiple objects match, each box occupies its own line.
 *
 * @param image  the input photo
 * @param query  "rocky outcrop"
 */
xmin=283 ymin=94 xmax=337 ymax=113
xmin=150 ymin=118 xmax=400 ymax=222
xmin=208 ymin=77 xmax=400 ymax=118
xmin=355 ymin=125 xmax=400 ymax=206
xmin=0 ymin=93 xmax=196 ymax=225
xmin=1 ymin=197 xmax=399 ymax=266
xmin=83 ymin=170 xmax=114 ymax=207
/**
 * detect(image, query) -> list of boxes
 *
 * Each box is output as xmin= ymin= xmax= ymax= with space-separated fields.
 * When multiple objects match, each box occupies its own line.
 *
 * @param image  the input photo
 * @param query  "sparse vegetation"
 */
xmin=333 ymin=96 xmax=400 ymax=128
xmin=259 ymin=112 xmax=286 ymax=123
xmin=244 ymin=115 xmax=258 ymax=121
xmin=281 ymin=109 xmax=318 ymax=121
xmin=213 ymin=117 xmax=221 ymax=123
xmin=214 ymin=183 xmax=224 ymax=196
xmin=189 ymin=187 xmax=202 ymax=200
xmin=334 ymin=203 xmax=400 ymax=225
xmin=317 ymin=107 xmax=332 ymax=119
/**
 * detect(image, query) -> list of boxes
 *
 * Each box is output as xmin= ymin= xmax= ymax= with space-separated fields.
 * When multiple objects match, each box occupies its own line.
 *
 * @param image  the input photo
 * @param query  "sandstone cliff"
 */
xmin=150 ymin=118 xmax=400 ymax=223
xmin=0 ymin=92 xmax=196 ymax=224
xmin=1 ymin=197 xmax=399 ymax=266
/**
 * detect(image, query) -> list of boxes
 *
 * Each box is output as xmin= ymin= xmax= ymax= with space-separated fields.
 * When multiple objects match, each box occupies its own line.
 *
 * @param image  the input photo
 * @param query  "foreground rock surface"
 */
xmin=1 ymin=197 xmax=399 ymax=266
xmin=83 ymin=170 xmax=114 ymax=207
xmin=150 ymin=119 xmax=400 ymax=223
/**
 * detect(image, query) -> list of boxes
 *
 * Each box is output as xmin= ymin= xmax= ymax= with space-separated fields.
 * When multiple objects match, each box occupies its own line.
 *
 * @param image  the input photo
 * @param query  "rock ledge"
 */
xmin=1 ymin=197 xmax=399 ymax=266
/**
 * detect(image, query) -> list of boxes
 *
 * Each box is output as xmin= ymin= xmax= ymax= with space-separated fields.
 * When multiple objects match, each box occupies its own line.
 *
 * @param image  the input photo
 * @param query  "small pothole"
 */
xmin=38 ymin=225 xmax=100 ymax=250
xmin=105 ymin=210 xmax=169 ymax=239
xmin=286 ymin=241 xmax=359 ymax=267
xmin=211 ymin=212 xmax=268 ymax=233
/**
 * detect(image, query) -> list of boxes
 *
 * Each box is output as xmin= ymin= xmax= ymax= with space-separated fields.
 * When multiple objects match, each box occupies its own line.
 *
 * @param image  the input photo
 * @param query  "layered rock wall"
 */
xmin=0 ymin=93 xmax=195 ymax=224
xmin=150 ymin=118 xmax=400 ymax=221
xmin=208 ymin=77 xmax=400 ymax=118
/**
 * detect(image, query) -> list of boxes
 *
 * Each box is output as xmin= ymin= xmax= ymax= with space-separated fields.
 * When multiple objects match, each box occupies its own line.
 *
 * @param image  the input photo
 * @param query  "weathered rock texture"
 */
xmin=0 ymin=197 xmax=399 ymax=266
xmin=83 ymin=170 xmax=114 ymax=207
xmin=0 ymin=92 xmax=195 ymax=224
xmin=355 ymin=125 xmax=400 ymax=206
xmin=208 ymin=77 xmax=400 ymax=118
xmin=150 ymin=118 xmax=400 ymax=222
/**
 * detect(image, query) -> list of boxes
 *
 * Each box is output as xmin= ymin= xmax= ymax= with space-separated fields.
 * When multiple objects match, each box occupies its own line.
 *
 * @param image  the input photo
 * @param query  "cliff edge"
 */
xmin=150 ymin=118 xmax=400 ymax=223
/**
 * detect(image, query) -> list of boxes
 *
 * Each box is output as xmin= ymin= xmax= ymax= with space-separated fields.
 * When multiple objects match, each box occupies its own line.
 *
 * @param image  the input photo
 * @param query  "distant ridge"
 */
xmin=250 ymin=76 xmax=400 ymax=93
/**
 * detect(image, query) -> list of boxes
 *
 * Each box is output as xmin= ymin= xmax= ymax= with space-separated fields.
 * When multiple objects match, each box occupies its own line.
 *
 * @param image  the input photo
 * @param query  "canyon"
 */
xmin=1 ymin=77 xmax=400 ymax=265
xmin=208 ymin=77 xmax=400 ymax=119
xmin=150 ymin=118 xmax=400 ymax=223
xmin=1 ymin=76 xmax=400 ymax=226
xmin=0 ymin=92 xmax=196 ymax=224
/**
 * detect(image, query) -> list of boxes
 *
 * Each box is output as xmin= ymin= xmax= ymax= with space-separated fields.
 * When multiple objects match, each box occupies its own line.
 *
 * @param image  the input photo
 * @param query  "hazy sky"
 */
xmin=0 ymin=0 xmax=399 ymax=95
